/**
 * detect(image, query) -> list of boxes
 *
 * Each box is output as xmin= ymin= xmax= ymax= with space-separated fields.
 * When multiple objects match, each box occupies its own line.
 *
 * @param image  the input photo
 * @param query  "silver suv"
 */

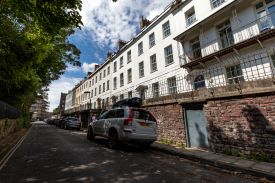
xmin=87 ymin=107 xmax=157 ymax=149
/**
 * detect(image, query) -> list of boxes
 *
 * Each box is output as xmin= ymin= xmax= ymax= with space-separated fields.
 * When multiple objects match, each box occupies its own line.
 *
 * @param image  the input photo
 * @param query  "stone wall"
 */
xmin=0 ymin=119 xmax=18 ymax=140
xmin=204 ymin=94 xmax=275 ymax=157
xmin=145 ymin=103 xmax=185 ymax=145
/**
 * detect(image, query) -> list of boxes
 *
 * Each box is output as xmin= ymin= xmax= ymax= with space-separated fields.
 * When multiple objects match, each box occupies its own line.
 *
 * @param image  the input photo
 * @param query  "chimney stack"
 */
xmin=94 ymin=64 xmax=100 ymax=71
xmin=140 ymin=16 xmax=151 ymax=30
xmin=117 ymin=40 xmax=127 ymax=50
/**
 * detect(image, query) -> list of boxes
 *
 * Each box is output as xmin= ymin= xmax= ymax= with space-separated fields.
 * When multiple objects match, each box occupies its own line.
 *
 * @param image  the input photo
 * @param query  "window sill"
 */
xmin=149 ymin=44 xmax=155 ymax=49
xmin=151 ymin=70 xmax=158 ymax=73
xmin=165 ymin=62 xmax=174 ymax=67
xmin=128 ymin=81 xmax=132 ymax=84
xmin=139 ymin=76 xmax=145 ymax=78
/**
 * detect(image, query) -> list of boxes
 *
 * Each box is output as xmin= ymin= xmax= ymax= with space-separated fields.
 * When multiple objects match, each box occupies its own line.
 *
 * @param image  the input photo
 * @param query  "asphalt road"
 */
xmin=0 ymin=123 xmax=255 ymax=183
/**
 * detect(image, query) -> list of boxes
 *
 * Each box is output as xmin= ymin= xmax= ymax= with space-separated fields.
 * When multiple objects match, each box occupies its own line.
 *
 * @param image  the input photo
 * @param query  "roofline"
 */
xmin=85 ymin=0 xmax=184 ymax=78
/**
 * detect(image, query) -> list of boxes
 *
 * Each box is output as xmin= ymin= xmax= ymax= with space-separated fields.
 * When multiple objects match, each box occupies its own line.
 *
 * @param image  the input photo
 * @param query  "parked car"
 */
xmin=87 ymin=106 xmax=157 ymax=149
xmin=62 ymin=117 xmax=81 ymax=130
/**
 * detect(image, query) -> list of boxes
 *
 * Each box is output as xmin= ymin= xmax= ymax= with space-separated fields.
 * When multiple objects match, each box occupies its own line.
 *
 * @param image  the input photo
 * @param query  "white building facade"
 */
xmin=65 ymin=0 xmax=275 ymax=156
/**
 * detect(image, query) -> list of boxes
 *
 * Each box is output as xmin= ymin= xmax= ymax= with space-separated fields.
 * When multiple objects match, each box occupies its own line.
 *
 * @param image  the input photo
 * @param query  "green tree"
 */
xmin=0 ymin=0 xmax=82 ymax=111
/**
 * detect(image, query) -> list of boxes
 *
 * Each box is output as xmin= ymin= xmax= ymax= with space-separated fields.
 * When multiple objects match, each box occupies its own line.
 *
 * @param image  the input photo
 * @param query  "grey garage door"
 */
xmin=185 ymin=109 xmax=209 ymax=149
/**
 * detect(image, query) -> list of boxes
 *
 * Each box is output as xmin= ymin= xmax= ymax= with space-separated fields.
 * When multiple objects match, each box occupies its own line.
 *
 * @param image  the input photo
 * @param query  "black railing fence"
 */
xmin=146 ymin=48 xmax=275 ymax=99
xmin=0 ymin=101 xmax=21 ymax=119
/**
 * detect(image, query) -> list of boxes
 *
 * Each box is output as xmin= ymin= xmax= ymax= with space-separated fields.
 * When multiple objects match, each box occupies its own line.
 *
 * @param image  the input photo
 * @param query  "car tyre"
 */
xmin=141 ymin=142 xmax=153 ymax=149
xmin=108 ymin=129 xmax=119 ymax=149
xmin=87 ymin=126 xmax=94 ymax=141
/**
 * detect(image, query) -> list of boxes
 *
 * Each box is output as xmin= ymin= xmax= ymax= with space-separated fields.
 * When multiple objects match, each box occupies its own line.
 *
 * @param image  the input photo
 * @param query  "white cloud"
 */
xmin=82 ymin=62 xmax=98 ymax=74
xmin=66 ymin=65 xmax=81 ymax=72
xmin=79 ymin=0 xmax=172 ymax=49
xmin=48 ymin=76 xmax=82 ymax=112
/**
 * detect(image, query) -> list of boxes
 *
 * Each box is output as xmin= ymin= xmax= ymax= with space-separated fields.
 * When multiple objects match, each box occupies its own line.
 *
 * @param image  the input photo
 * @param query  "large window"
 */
xmin=100 ymin=73 xmax=102 ymax=80
xmin=107 ymin=66 xmax=110 ymax=75
xmin=120 ymin=94 xmax=124 ymax=100
xmin=127 ymin=68 xmax=132 ymax=83
xmin=167 ymin=76 xmax=177 ymax=95
xmin=152 ymin=82 xmax=159 ymax=97
xmin=103 ymin=70 xmax=106 ymax=78
xmin=113 ymin=61 xmax=117 ymax=73
xmin=113 ymin=77 xmax=117 ymax=89
xmin=190 ymin=37 xmax=202 ymax=59
xmin=164 ymin=45 xmax=174 ymax=65
xmin=162 ymin=21 xmax=171 ymax=38
xmin=211 ymin=0 xmax=225 ymax=8
xmin=127 ymin=50 xmax=132 ymax=63
xmin=150 ymin=54 xmax=158 ymax=72
xmin=99 ymin=85 xmax=102 ymax=94
xmin=255 ymin=1 xmax=275 ymax=31
xmin=139 ymin=61 xmax=144 ymax=78
xmin=149 ymin=33 xmax=155 ymax=48
xmin=107 ymin=80 xmax=110 ymax=91
xmin=95 ymin=88 xmax=97 ymax=96
xmin=226 ymin=64 xmax=244 ymax=84
xmin=120 ymin=73 xmax=124 ymax=87
xmin=103 ymin=83 xmax=105 ymax=92
xmin=120 ymin=56 xmax=124 ymax=68
xmin=138 ymin=42 xmax=143 ymax=56
xmin=186 ymin=7 xmax=197 ymax=27
xmin=217 ymin=20 xmax=234 ymax=48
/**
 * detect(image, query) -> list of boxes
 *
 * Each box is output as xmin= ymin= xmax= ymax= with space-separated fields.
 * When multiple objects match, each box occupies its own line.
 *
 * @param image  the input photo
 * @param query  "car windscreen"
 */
xmin=131 ymin=109 xmax=156 ymax=122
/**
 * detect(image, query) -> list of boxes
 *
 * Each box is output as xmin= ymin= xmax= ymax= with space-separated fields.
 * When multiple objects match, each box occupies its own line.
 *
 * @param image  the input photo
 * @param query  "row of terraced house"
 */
xmin=61 ymin=0 xmax=275 ymax=158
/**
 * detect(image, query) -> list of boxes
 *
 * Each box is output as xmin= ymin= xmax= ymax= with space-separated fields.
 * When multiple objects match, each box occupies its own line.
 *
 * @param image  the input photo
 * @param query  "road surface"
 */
xmin=0 ymin=123 xmax=254 ymax=183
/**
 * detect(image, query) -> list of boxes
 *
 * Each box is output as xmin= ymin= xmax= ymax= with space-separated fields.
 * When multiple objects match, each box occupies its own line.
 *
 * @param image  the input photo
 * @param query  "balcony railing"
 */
xmin=180 ymin=12 xmax=275 ymax=66
xmin=148 ymin=48 xmax=275 ymax=99
xmin=186 ymin=14 xmax=197 ymax=27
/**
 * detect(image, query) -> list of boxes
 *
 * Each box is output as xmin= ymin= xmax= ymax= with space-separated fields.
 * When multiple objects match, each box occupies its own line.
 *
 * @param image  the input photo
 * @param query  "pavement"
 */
xmin=0 ymin=124 xmax=257 ymax=183
xmin=151 ymin=142 xmax=275 ymax=181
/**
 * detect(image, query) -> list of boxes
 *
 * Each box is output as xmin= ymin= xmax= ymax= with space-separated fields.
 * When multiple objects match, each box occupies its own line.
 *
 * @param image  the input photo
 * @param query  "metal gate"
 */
xmin=184 ymin=105 xmax=209 ymax=149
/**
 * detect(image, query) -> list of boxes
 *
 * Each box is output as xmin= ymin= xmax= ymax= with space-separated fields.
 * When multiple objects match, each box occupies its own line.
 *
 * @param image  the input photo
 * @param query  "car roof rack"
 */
xmin=112 ymin=97 xmax=142 ymax=109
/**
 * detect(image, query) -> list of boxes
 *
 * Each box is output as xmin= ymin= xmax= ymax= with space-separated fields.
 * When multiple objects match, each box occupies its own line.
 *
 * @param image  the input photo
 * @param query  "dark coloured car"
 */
xmin=63 ymin=117 xmax=81 ymax=130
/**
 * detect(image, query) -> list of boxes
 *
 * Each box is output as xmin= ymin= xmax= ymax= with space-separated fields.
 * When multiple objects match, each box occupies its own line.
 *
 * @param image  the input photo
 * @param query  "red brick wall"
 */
xmin=204 ymin=95 xmax=275 ymax=156
xmin=145 ymin=103 xmax=185 ymax=144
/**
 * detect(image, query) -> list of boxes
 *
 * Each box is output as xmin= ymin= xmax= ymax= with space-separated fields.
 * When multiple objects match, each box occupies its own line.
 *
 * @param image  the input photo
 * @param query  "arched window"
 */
xmin=194 ymin=75 xmax=206 ymax=90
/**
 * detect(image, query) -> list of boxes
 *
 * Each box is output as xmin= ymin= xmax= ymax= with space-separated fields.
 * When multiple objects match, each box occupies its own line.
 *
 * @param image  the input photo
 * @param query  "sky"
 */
xmin=47 ymin=0 xmax=173 ymax=112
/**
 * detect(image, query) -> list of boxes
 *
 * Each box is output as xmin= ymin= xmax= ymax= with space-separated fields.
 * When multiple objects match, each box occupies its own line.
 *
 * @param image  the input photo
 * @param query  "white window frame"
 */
xmin=162 ymin=21 xmax=171 ymax=38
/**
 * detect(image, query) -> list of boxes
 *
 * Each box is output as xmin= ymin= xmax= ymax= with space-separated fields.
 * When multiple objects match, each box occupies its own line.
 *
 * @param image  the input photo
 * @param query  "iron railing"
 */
xmin=180 ymin=12 xmax=275 ymax=66
xmin=147 ymin=48 xmax=275 ymax=99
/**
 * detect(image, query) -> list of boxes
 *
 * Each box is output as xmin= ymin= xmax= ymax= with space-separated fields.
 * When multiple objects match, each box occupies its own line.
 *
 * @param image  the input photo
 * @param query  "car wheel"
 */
xmin=108 ymin=129 xmax=119 ymax=149
xmin=141 ymin=142 xmax=153 ymax=149
xmin=87 ymin=127 xmax=94 ymax=141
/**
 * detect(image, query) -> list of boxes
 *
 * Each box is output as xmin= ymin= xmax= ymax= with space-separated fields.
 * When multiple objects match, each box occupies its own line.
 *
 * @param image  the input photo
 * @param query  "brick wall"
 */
xmin=204 ymin=95 xmax=275 ymax=157
xmin=145 ymin=103 xmax=185 ymax=144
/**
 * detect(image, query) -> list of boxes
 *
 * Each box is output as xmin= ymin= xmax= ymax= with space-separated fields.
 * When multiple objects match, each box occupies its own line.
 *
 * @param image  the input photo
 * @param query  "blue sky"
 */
xmin=48 ymin=0 xmax=172 ymax=111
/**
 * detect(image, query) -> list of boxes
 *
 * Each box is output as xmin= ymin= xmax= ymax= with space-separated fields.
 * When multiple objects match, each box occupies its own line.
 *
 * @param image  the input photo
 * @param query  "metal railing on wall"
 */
xmin=146 ymin=48 xmax=275 ymax=99
xmin=0 ymin=101 xmax=21 ymax=119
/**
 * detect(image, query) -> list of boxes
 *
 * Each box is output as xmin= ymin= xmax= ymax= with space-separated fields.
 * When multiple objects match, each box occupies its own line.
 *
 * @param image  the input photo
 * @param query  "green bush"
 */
xmin=17 ymin=112 xmax=31 ymax=128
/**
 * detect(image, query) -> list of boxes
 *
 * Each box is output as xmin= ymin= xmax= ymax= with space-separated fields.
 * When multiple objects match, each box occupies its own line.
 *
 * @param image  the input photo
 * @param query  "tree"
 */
xmin=0 ymin=0 xmax=82 ymax=111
